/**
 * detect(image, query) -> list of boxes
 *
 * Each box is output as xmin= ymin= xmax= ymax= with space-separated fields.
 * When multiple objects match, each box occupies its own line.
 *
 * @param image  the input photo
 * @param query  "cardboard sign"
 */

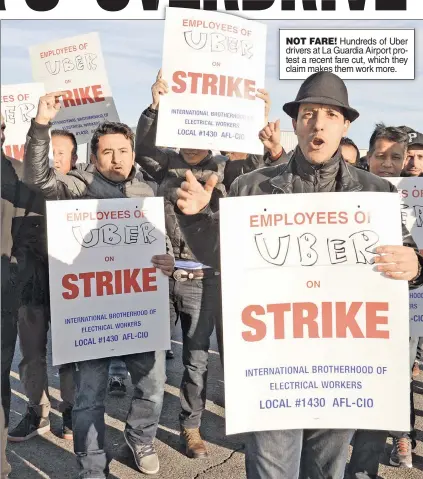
xmin=220 ymin=192 xmax=409 ymax=434
xmin=30 ymin=32 xmax=119 ymax=145
xmin=157 ymin=8 xmax=267 ymax=154
xmin=1 ymin=83 xmax=45 ymax=161
xmin=46 ymin=197 xmax=170 ymax=365
xmin=389 ymin=177 xmax=423 ymax=336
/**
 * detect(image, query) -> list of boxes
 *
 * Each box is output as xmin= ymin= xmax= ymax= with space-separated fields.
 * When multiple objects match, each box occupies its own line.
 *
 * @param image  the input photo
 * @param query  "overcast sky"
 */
xmin=1 ymin=19 xmax=422 ymax=149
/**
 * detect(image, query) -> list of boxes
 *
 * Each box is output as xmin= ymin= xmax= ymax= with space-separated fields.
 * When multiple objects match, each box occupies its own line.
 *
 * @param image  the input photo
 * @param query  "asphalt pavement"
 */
xmin=5 ymin=329 xmax=423 ymax=479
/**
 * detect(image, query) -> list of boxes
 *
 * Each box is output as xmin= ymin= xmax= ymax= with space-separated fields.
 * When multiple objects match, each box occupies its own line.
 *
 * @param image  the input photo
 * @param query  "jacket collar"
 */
xmin=92 ymin=165 xmax=137 ymax=185
xmin=178 ymin=150 xmax=213 ymax=168
xmin=270 ymin=146 xmax=363 ymax=193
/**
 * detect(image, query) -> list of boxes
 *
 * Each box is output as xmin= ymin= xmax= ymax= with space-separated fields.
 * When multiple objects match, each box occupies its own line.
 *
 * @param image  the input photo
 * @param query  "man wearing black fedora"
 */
xmin=175 ymin=71 xmax=423 ymax=479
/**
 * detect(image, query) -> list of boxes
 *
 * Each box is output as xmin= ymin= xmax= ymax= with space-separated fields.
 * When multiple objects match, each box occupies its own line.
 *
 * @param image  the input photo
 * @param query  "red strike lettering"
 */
xmin=172 ymin=71 xmax=256 ymax=100
xmin=62 ymin=84 xmax=105 ymax=107
xmin=4 ymin=144 xmax=25 ymax=161
xmin=61 ymin=268 xmax=157 ymax=299
xmin=241 ymin=302 xmax=389 ymax=341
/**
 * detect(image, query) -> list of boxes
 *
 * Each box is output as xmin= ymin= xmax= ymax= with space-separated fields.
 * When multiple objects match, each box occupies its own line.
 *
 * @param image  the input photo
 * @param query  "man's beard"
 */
xmin=400 ymin=169 xmax=420 ymax=177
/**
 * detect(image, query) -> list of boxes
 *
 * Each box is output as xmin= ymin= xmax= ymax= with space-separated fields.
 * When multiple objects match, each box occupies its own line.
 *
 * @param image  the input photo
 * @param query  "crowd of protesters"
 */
xmin=1 ymin=70 xmax=423 ymax=479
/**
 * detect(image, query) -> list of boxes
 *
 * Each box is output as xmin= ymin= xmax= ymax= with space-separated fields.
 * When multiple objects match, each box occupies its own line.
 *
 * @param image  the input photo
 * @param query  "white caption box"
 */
xmin=279 ymin=29 xmax=414 ymax=80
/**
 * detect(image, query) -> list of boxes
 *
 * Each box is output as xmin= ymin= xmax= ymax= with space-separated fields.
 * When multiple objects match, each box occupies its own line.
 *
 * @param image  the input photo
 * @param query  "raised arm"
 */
xmin=23 ymin=92 xmax=87 ymax=200
xmin=135 ymin=70 xmax=173 ymax=183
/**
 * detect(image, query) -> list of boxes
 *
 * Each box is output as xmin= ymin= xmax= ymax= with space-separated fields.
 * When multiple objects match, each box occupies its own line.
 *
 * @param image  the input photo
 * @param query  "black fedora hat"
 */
xmin=283 ymin=72 xmax=359 ymax=122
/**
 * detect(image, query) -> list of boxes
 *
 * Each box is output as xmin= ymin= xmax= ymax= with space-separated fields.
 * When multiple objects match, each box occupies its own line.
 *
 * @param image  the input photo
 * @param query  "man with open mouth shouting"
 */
xmin=175 ymin=71 xmax=423 ymax=479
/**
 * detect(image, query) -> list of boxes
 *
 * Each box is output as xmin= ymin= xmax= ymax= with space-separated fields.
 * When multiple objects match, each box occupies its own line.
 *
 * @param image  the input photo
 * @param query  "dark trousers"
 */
xmin=347 ymin=430 xmax=389 ymax=479
xmin=245 ymin=429 xmax=354 ymax=479
xmin=73 ymin=351 xmax=166 ymax=477
xmin=348 ymin=385 xmax=416 ymax=479
xmin=1 ymin=297 xmax=75 ymax=420
xmin=1 ymin=291 xmax=17 ymax=428
xmin=169 ymin=275 xmax=222 ymax=429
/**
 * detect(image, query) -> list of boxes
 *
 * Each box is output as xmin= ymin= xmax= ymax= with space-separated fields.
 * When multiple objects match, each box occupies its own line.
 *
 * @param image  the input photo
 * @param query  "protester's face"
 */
xmin=91 ymin=134 xmax=134 ymax=182
xmin=368 ymin=139 xmax=405 ymax=177
xmin=1 ymin=115 xmax=5 ymax=147
xmin=52 ymin=135 xmax=76 ymax=174
xmin=341 ymin=145 xmax=358 ymax=165
xmin=180 ymin=148 xmax=208 ymax=165
xmin=404 ymin=146 xmax=423 ymax=176
xmin=293 ymin=104 xmax=350 ymax=165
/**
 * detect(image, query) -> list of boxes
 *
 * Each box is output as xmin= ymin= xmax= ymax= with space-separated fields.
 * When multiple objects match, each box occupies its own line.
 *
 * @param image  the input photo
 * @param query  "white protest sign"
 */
xmin=1 ymin=83 xmax=45 ymax=161
xmin=156 ymin=7 xmax=267 ymax=154
xmin=46 ymin=197 xmax=170 ymax=365
xmin=220 ymin=192 xmax=410 ymax=434
xmin=389 ymin=177 xmax=423 ymax=336
xmin=30 ymin=32 xmax=119 ymax=145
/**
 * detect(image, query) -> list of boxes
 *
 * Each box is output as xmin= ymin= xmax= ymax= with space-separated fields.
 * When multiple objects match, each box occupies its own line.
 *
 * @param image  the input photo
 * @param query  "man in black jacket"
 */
xmin=175 ymin=72 xmax=423 ymax=479
xmin=135 ymin=71 xmax=283 ymax=459
xmin=1 ymin=114 xmax=47 ymax=476
xmin=23 ymin=92 xmax=174 ymax=478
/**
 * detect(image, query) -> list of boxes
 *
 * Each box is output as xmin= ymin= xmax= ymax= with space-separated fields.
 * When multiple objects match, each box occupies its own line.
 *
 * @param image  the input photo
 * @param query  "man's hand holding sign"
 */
xmin=177 ymin=146 xmax=420 ymax=283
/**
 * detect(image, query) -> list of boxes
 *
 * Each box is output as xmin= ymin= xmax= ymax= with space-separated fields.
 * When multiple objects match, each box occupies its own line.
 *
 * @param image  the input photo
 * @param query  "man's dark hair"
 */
xmin=90 ymin=121 xmax=135 ymax=156
xmin=368 ymin=123 xmax=408 ymax=154
xmin=51 ymin=129 xmax=77 ymax=156
xmin=340 ymin=137 xmax=360 ymax=164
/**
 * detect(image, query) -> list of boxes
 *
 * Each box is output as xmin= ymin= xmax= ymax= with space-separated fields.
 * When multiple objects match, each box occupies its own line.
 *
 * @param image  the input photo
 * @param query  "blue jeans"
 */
xmin=108 ymin=358 xmax=128 ymax=379
xmin=73 ymin=351 xmax=166 ymax=478
xmin=245 ymin=429 xmax=354 ymax=479
xmin=169 ymin=275 xmax=222 ymax=429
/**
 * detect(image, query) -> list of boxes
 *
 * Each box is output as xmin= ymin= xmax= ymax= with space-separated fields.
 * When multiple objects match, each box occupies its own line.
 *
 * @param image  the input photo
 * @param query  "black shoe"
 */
xmin=7 ymin=408 xmax=50 ymax=442
xmin=62 ymin=407 xmax=73 ymax=440
xmin=124 ymin=429 xmax=159 ymax=475
xmin=166 ymin=350 xmax=174 ymax=360
xmin=108 ymin=376 xmax=126 ymax=397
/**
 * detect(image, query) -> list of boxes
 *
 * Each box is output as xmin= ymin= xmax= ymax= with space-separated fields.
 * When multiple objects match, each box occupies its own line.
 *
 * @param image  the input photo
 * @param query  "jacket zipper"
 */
xmin=313 ymin=170 xmax=320 ymax=192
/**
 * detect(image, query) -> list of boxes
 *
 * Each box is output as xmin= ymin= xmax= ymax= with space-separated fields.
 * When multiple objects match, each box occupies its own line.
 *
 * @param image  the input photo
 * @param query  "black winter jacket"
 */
xmin=1 ymin=151 xmax=48 ymax=306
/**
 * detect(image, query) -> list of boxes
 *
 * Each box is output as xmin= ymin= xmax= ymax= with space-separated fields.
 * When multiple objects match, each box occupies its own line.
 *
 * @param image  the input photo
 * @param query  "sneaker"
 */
xmin=180 ymin=427 xmax=208 ymax=459
xmin=123 ymin=429 xmax=159 ymax=475
xmin=412 ymin=361 xmax=420 ymax=378
xmin=62 ymin=407 xmax=73 ymax=440
xmin=390 ymin=437 xmax=413 ymax=468
xmin=166 ymin=350 xmax=174 ymax=360
xmin=108 ymin=376 xmax=126 ymax=397
xmin=7 ymin=408 xmax=50 ymax=442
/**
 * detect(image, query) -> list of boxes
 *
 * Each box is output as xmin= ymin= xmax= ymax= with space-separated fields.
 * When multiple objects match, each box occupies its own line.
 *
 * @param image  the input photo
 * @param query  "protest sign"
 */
xmin=1 ymin=82 xmax=45 ymax=161
xmin=156 ymin=7 xmax=267 ymax=154
xmin=220 ymin=192 xmax=409 ymax=434
xmin=30 ymin=32 xmax=119 ymax=145
xmin=46 ymin=197 xmax=170 ymax=365
xmin=389 ymin=177 xmax=423 ymax=336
